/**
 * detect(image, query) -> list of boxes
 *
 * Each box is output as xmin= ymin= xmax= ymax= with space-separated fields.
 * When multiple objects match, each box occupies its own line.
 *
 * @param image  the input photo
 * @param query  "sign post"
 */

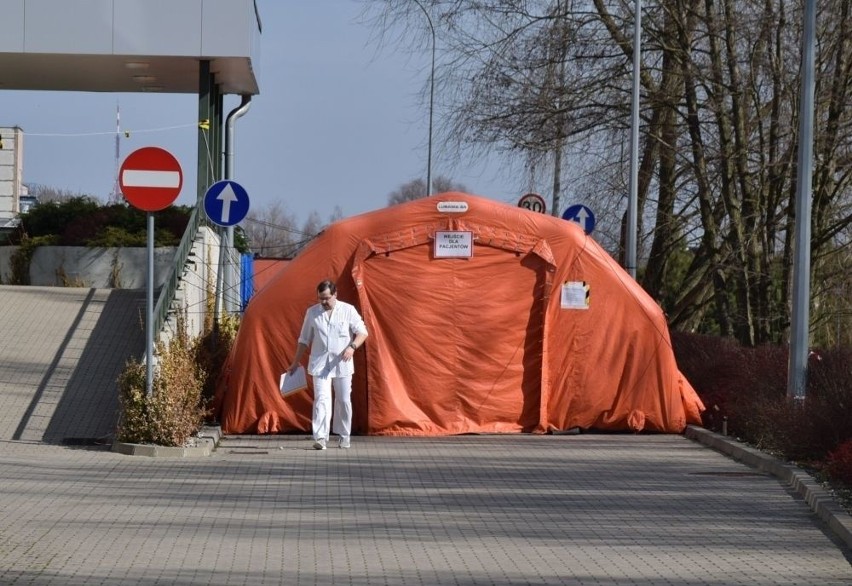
xmin=119 ymin=146 xmax=183 ymax=395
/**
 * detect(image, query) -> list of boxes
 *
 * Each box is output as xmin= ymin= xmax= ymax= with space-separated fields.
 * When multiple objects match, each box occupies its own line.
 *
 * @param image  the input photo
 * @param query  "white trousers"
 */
xmin=312 ymin=375 xmax=352 ymax=441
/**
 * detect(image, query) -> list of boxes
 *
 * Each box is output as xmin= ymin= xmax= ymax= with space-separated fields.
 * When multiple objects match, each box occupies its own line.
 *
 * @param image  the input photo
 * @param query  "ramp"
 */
xmin=0 ymin=286 xmax=145 ymax=444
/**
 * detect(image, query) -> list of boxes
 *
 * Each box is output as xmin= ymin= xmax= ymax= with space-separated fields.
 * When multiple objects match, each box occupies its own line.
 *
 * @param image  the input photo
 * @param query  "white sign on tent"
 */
xmin=434 ymin=231 xmax=473 ymax=258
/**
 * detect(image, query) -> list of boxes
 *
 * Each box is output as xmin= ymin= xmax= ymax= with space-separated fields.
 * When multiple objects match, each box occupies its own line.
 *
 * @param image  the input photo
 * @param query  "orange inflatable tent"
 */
xmin=214 ymin=193 xmax=704 ymax=435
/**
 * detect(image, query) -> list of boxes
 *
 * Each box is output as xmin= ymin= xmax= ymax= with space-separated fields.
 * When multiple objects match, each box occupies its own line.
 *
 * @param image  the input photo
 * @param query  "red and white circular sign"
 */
xmin=518 ymin=192 xmax=547 ymax=214
xmin=119 ymin=146 xmax=183 ymax=212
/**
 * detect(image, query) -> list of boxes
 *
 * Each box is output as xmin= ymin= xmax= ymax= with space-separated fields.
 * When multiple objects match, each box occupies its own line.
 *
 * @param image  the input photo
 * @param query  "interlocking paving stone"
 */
xmin=0 ymin=285 xmax=850 ymax=584
xmin=0 ymin=434 xmax=850 ymax=585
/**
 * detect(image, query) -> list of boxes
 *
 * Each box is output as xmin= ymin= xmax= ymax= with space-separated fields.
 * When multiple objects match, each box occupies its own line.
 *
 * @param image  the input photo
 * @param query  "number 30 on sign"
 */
xmin=518 ymin=193 xmax=546 ymax=214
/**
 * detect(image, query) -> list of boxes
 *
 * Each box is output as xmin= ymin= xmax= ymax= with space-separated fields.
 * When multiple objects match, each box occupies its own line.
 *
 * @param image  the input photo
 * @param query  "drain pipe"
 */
xmin=215 ymin=95 xmax=252 ymax=319
xmin=226 ymin=95 xmax=252 ymax=179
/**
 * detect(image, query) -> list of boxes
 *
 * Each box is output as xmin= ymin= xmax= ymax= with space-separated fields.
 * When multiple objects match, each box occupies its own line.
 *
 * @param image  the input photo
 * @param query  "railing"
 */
xmin=153 ymin=206 xmax=204 ymax=338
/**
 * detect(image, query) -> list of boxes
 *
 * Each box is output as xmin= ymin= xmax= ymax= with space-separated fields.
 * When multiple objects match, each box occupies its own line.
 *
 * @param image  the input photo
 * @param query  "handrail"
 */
xmin=152 ymin=206 xmax=204 ymax=339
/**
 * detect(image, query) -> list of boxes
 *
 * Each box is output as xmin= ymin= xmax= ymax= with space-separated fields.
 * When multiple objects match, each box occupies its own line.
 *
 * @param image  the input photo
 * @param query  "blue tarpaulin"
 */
xmin=240 ymin=253 xmax=254 ymax=311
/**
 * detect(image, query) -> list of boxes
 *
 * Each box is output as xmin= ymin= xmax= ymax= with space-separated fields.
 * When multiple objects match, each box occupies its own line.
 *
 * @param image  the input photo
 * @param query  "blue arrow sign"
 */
xmin=204 ymin=180 xmax=250 ymax=227
xmin=561 ymin=204 xmax=596 ymax=234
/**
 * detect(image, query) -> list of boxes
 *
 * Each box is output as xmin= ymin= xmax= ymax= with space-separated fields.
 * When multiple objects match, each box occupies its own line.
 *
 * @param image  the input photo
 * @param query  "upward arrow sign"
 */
xmin=217 ymin=183 xmax=239 ymax=224
xmin=203 ymin=180 xmax=250 ymax=227
xmin=561 ymin=204 xmax=596 ymax=234
xmin=575 ymin=207 xmax=589 ymax=232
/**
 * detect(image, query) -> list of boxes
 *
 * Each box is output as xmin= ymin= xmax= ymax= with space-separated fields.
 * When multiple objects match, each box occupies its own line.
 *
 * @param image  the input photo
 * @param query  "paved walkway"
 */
xmin=0 ymin=285 xmax=850 ymax=584
xmin=0 ymin=286 xmax=145 ymax=444
xmin=0 ymin=433 xmax=850 ymax=585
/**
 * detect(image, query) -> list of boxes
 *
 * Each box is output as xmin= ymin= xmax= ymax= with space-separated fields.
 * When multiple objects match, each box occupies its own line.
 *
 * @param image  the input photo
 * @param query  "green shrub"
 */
xmin=14 ymin=198 xmax=191 ymax=247
xmin=85 ymin=226 xmax=148 ymax=248
xmin=20 ymin=197 xmax=100 ymax=239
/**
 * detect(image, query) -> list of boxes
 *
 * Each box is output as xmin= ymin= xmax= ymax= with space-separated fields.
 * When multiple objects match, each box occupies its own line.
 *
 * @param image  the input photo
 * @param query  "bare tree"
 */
xmin=387 ymin=175 xmax=468 ymax=205
xmin=433 ymin=175 xmax=468 ymax=194
xmin=24 ymin=184 xmax=99 ymax=204
xmin=367 ymin=0 xmax=852 ymax=347
xmin=328 ymin=205 xmax=344 ymax=224
xmin=299 ymin=210 xmax=324 ymax=243
xmin=242 ymin=202 xmax=306 ymax=258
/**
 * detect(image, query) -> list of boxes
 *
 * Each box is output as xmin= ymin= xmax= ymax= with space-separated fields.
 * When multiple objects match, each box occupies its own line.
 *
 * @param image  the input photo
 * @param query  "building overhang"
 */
xmin=0 ymin=0 xmax=261 ymax=95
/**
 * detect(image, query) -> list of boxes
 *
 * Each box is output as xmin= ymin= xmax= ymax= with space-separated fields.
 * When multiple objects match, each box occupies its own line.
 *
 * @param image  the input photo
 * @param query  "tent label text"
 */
xmin=434 ymin=231 xmax=473 ymax=258
xmin=437 ymin=201 xmax=469 ymax=213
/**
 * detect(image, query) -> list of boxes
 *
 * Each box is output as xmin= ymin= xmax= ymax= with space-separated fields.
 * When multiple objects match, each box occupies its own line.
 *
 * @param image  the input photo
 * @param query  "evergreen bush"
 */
xmin=13 ymin=197 xmax=191 ymax=247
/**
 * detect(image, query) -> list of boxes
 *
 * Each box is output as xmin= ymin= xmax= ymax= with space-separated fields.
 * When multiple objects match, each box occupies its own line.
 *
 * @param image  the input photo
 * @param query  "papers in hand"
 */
xmin=279 ymin=366 xmax=308 ymax=397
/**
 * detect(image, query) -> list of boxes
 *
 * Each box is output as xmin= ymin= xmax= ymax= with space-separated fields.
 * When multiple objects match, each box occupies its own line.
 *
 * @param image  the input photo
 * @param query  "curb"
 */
xmin=111 ymin=425 xmax=222 ymax=458
xmin=685 ymin=425 xmax=852 ymax=551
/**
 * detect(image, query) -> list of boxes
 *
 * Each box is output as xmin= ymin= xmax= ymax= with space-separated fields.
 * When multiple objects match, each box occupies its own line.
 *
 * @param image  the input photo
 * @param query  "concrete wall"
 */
xmin=0 ymin=226 xmax=230 ymax=344
xmin=0 ymin=245 xmax=177 ymax=288
xmin=161 ymin=225 xmax=221 ymax=342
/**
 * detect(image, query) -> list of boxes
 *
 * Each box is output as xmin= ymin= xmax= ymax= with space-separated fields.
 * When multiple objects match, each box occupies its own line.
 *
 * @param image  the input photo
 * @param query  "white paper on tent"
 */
xmin=279 ymin=366 xmax=308 ymax=397
xmin=561 ymin=281 xmax=589 ymax=310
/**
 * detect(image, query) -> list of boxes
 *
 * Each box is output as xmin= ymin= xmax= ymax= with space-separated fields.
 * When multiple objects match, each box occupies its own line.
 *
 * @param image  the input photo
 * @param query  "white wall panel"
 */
xmin=114 ymin=0 xmax=202 ymax=56
xmin=25 ymin=0 xmax=113 ymax=54
xmin=201 ymin=0 xmax=254 ymax=57
xmin=0 ymin=0 xmax=25 ymax=53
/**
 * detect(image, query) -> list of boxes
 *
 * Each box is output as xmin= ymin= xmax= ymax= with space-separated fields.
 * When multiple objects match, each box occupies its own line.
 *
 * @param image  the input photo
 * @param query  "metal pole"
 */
xmin=146 ymin=212 xmax=154 ymax=395
xmin=213 ymin=225 xmax=226 ymax=321
xmin=787 ymin=0 xmax=817 ymax=400
xmin=223 ymin=96 xmax=252 ymax=314
xmin=412 ymin=0 xmax=435 ymax=196
xmin=626 ymin=0 xmax=641 ymax=279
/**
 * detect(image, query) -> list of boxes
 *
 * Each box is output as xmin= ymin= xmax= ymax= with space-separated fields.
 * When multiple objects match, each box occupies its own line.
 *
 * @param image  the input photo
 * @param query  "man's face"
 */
xmin=318 ymin=289 xmax=337 ymax=310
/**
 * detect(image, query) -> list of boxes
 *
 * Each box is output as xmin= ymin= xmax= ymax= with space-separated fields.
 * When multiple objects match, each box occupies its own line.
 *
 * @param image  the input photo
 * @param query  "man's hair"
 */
xmin=317 ymin=279 xmax=337 ymax=295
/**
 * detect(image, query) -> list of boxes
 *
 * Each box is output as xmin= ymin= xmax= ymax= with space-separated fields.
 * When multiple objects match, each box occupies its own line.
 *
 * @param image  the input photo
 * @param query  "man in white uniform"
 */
xmin=287 ymin=280 xmax=368 ymax=450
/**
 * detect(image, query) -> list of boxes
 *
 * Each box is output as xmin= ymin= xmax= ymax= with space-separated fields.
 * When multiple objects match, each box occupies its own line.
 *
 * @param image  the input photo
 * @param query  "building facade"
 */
xmin=0 ymin=126 xmax=26 ymax=227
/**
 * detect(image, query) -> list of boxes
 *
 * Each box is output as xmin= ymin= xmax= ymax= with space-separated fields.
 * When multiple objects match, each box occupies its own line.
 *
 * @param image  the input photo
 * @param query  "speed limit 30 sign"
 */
xmin=518 ymin=193 xmax=547 ymax=214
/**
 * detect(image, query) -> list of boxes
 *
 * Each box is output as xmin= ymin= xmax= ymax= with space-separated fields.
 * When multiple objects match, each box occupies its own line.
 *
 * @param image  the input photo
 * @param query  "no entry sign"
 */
xmin=119 ymin=146 xmax=183 ymax=212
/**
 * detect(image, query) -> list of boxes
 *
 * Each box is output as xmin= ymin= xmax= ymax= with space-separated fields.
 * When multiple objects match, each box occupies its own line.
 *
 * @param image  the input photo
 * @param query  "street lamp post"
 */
xmin=626 ymin=0 xmax=641 ymax=279
xmin=787 ymin=0 xmax=817 ymax=400
xmin=412 ymin=0 xmax=435 ymax=196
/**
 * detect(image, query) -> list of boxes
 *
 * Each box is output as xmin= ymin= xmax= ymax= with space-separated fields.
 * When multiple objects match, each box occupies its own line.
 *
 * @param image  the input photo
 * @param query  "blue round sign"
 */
xmin=203 ymin=180 xmax=250 ymax=227
xmin=561 ymin=204 xmax=596 ymax=234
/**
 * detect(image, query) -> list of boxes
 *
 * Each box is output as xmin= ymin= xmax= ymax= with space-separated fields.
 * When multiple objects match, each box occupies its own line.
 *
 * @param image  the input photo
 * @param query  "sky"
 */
xmin=0 ymin=0 xmax=527 ymax=226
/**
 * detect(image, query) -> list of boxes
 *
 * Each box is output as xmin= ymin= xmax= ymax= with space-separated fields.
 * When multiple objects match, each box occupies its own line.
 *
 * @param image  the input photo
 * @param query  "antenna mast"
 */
xmin=110 ymin=102 xmax=122 ymax=203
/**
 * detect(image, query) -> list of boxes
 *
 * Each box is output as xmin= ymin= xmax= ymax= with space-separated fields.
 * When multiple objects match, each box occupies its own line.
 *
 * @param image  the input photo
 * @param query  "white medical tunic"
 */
xmin=298 ymin=300 xmax=367 ymax=378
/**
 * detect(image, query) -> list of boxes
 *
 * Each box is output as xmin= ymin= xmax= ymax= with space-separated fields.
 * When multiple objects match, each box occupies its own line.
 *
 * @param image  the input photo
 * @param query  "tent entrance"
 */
xmin=354 ymin=235 xmax=553 ymax=436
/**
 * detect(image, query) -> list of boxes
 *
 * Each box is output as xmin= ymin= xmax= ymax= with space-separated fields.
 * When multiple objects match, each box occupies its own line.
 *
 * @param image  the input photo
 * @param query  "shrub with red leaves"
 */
xmin=673 ymin=331 xmax=852 ymax=467
xmin=826 ymin=440 xmax=852 ymax=486
xmin=670 ymin=332 xmax=743 ymax=431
